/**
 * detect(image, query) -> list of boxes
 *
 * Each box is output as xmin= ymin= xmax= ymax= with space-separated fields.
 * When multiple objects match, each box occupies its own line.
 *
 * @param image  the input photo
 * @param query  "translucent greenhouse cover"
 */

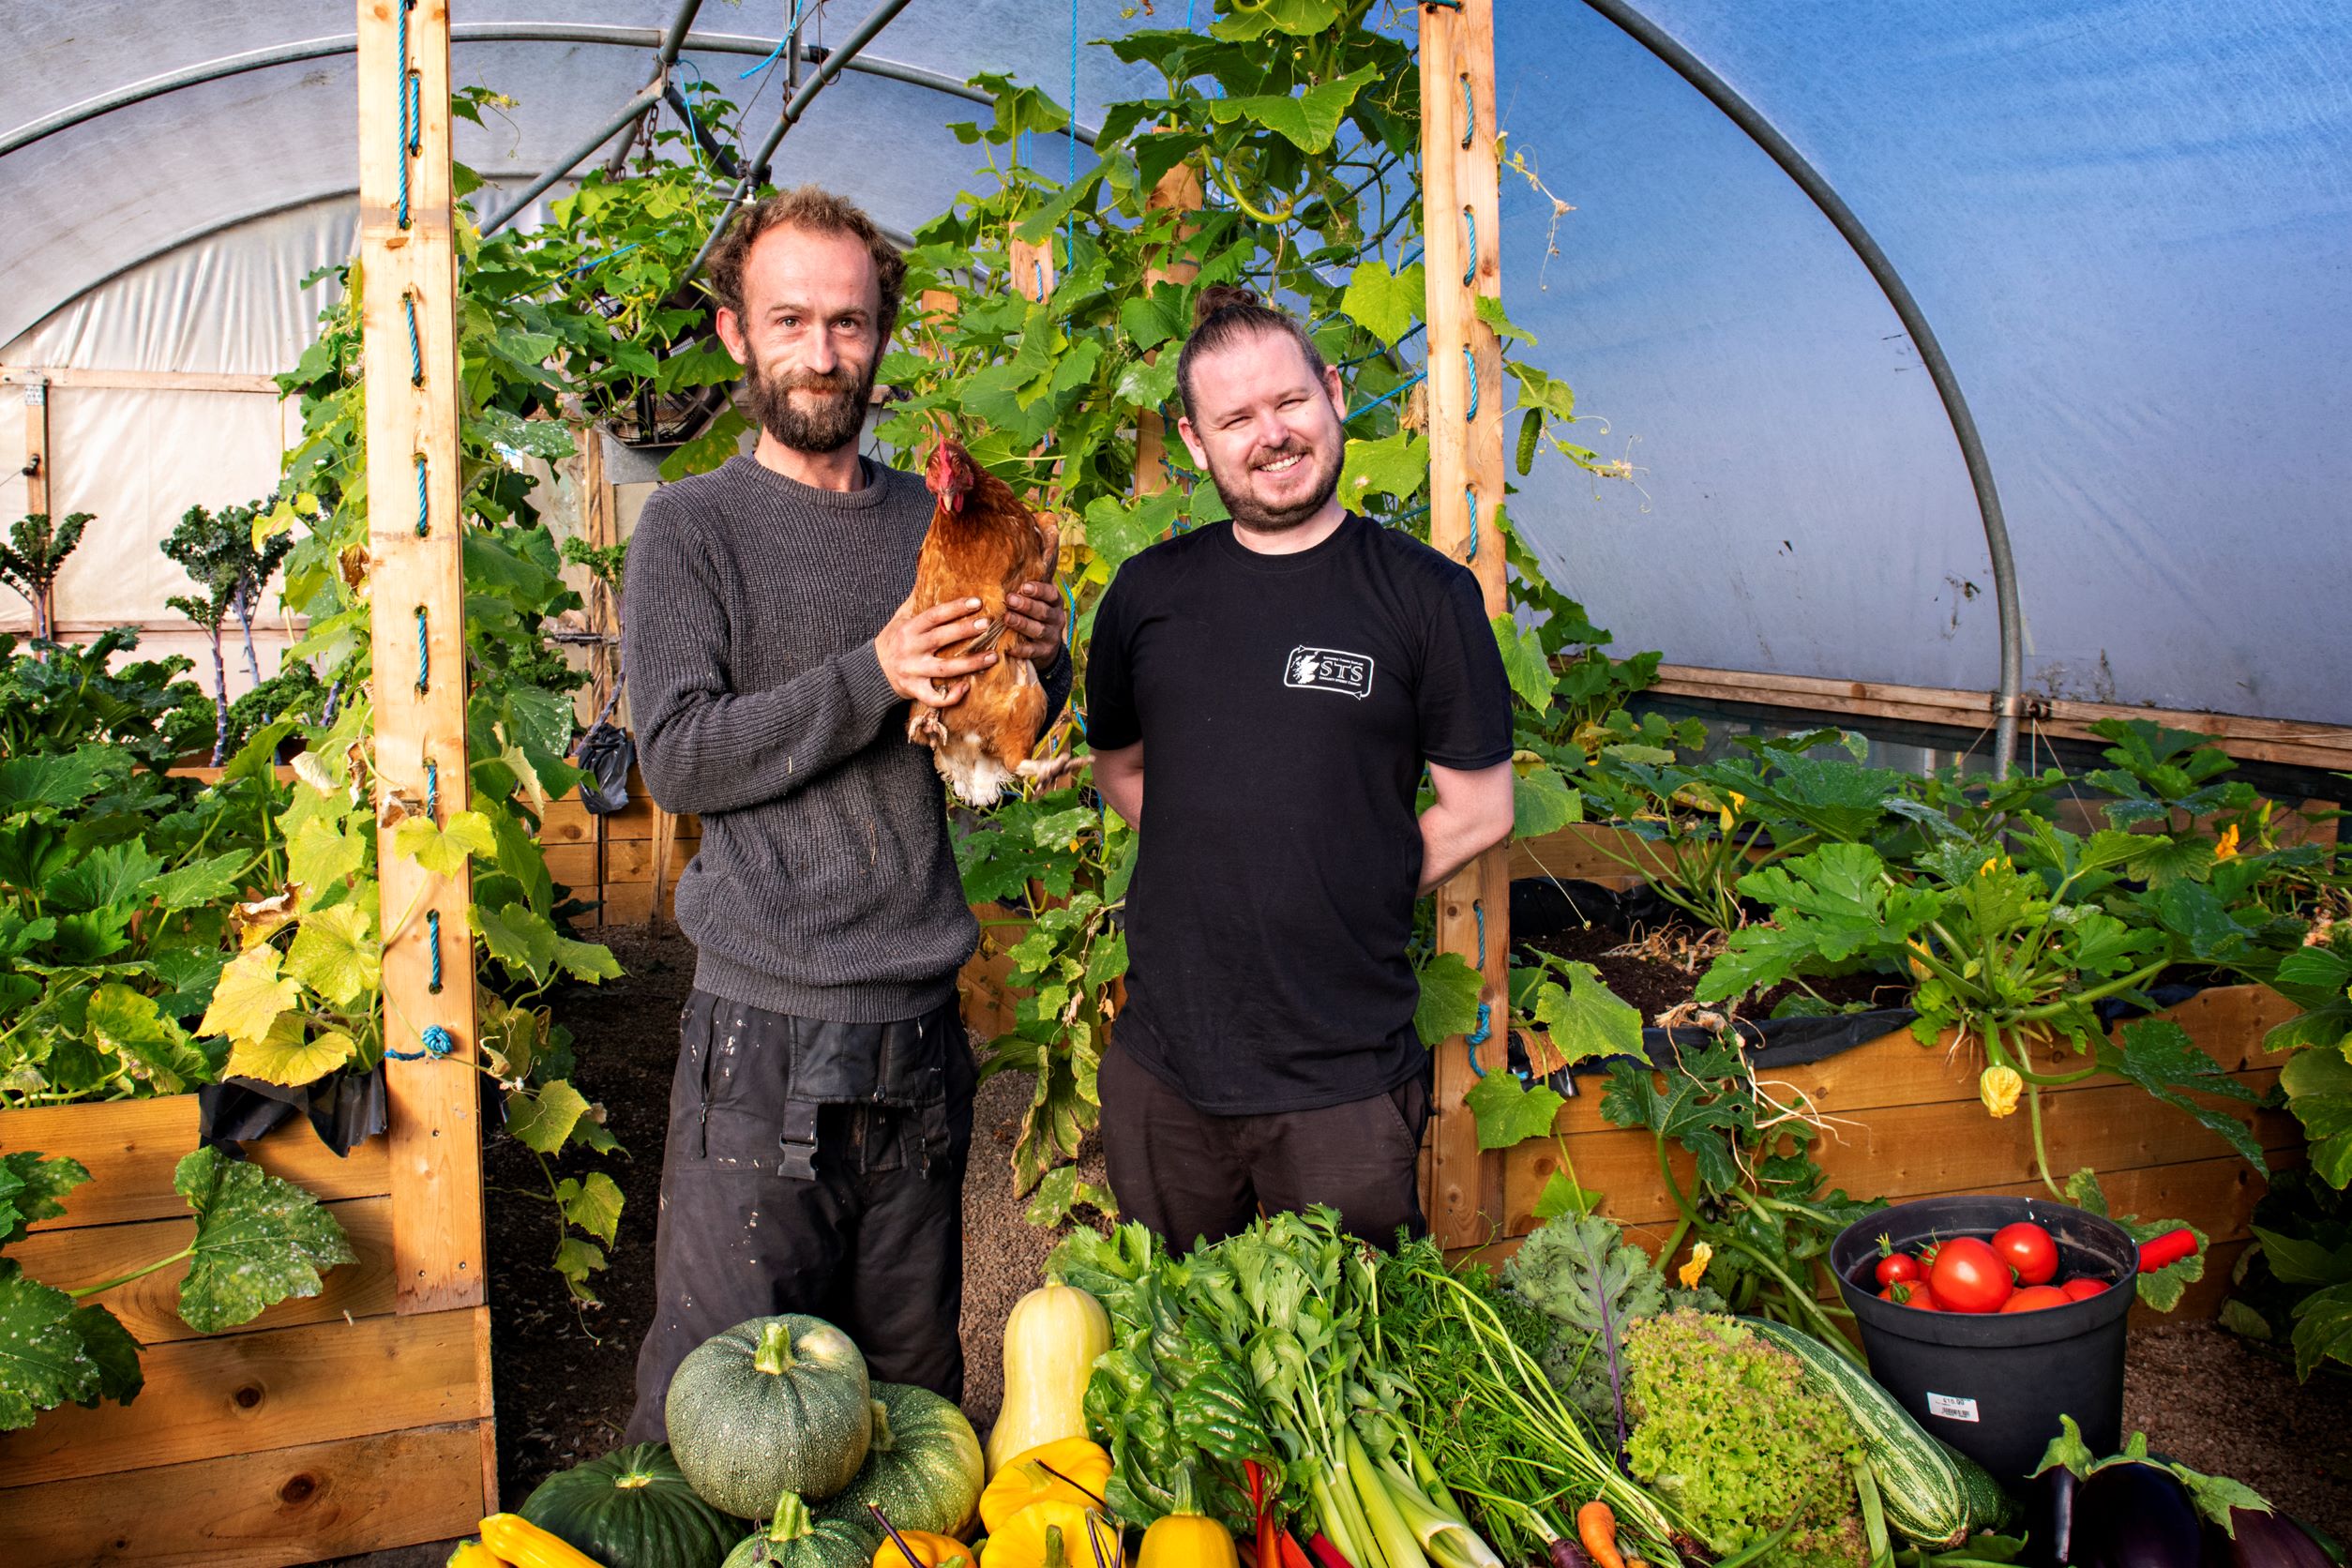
xmin=3 ymin=2 xmax=2345 ymax=724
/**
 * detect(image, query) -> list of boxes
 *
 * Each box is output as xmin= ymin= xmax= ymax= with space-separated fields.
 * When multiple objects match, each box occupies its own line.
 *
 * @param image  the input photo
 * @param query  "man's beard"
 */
xmin=740 ymin=343 xmax=876 ymax=454
xmin=1206 ymin=433 xmax=1344 ymax=533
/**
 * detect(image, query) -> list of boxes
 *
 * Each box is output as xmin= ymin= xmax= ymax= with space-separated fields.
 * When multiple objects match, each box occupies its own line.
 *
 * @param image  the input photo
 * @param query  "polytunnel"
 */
xmin=3 ymin=5 xmax=2350 ymax=1564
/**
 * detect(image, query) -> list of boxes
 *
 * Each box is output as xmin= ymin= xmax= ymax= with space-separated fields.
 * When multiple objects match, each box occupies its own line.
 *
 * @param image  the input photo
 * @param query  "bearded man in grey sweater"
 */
xmin=619 ymin=187 xmax=1069 ymax=1440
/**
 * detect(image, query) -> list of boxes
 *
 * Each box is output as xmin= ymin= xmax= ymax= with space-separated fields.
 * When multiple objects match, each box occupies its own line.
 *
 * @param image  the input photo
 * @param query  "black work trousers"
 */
xmin=623 ymin=989 xmax=974 ymax=1444
xmin=1097 ymin=1038 xmax=1430 ymax=1255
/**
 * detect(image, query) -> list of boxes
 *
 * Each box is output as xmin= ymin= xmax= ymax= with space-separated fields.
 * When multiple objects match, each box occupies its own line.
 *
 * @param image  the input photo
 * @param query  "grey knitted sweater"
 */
xmin=621 ymin=453 xmax=1071 ymax=1021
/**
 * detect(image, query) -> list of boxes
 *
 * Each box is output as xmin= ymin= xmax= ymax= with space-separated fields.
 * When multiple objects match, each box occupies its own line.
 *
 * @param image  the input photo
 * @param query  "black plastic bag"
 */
xmin=575 ymin=719 xmax=635 ymax=815
xmin=197 ymin=1062 xmax=387 ymax=1156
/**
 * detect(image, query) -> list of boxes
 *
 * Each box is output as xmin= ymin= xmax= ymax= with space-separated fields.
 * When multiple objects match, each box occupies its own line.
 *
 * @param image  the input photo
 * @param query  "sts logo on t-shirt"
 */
xmin=1284 ymin=645 xmax=1375 ymax=699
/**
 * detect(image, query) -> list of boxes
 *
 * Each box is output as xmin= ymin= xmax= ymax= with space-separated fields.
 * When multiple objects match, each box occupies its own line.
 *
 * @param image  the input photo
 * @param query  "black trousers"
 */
xmin=1097 ymin=1038 xmax=1430 ymax=1255
xmin=623 ymin=990 xmax=974 ymax=1444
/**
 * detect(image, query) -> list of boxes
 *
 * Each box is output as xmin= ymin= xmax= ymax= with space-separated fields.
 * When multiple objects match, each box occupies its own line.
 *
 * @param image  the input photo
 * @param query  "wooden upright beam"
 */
xmin=1135 ymin=160 xmax=1203 ymax=498
xmin=1421 ymin=0 xmax=1510 ymax=1249
xmin=355 ymin=0 xmax=487 ymax=1318
xmin=21 ymin=376 xmax=52 ymax=633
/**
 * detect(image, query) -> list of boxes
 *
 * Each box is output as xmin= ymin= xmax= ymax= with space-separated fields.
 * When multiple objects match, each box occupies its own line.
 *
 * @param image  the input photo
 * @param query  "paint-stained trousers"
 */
xmin=623 ymin=989 xmax=974 ymax=1444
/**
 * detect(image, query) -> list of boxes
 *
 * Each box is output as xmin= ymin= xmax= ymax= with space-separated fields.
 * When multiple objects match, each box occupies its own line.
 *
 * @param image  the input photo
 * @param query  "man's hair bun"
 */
xmin=1192 ymin=283 xmax=1261 ymax=327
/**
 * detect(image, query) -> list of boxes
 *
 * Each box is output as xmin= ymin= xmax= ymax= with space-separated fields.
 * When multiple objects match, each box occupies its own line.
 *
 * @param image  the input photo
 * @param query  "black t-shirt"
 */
xmin=1085 ymin=512 xmax=1514 ymax=1114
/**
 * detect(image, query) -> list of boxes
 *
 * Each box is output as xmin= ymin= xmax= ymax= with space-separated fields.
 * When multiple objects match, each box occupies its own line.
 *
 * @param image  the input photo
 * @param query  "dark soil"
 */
xmin=475 ymin=924 xmax=1102 ymax=1509
xmin=2125 ymin=1321 xmax=2352 ymax=1537
xmin=1518 ymin=920 xmax=1906 ymax=1026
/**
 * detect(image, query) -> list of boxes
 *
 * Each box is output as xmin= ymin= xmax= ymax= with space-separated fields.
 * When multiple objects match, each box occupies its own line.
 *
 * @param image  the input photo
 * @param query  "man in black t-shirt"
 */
xmin=1083 ymin=285 xmax=1515 ymax=1251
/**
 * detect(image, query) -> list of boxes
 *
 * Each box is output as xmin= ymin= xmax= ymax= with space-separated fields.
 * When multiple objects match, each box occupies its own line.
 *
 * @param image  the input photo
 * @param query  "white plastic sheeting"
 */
xmin=3 ymin=1 xmax=2345 ymax=724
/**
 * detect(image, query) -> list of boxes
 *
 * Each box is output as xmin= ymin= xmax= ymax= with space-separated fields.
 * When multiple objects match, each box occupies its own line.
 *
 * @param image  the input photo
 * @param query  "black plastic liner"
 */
xmin=197 ymin=1063 xmax=386 ymax=1157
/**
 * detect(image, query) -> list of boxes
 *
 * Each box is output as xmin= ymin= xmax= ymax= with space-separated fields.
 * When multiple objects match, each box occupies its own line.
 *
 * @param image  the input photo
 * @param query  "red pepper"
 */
xmin=2137 ymin=1227 xmax=2199 ymax=1273
xmin=1310 ymin=1533 xmax=1356 ymax=1568
xmin=1246 ymin=1459 xmax=1277 ymax=1568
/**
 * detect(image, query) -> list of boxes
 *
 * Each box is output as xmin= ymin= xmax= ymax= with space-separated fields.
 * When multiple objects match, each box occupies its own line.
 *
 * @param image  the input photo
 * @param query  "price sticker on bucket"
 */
xmin=1924 ymin=1392 xmax=1981 ymax=1424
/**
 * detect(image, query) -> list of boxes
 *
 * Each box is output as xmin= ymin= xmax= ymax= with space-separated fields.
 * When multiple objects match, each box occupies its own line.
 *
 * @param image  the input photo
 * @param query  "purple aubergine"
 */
xmin=1547 ymin=1540 xmax=1594 ymax=1568
xmin=2205 ymin=1510 xmax=2341 ymax=1568
xmin=2066 ymin=1462 xmax=2206 ymax=1568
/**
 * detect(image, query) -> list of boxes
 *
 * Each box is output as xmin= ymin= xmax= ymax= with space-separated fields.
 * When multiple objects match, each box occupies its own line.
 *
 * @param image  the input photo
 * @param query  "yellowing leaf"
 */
xmin=392 ymin=810 xmax=496 ymax=878
xmin=287 ymin=817 xmax=365 ymax=898
xmin=225 ymin=1018 xmax=357 ymax=1087
xmin=284 ymin=905 xmax=379 ymax=1007
xmin=505 ymin=1078 xmax=591 ymax=1154
xmin=198 ymin=946 xmax=299 ymax=1048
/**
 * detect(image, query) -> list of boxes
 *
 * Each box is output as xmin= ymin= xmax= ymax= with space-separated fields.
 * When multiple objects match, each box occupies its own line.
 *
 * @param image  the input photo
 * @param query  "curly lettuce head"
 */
xmin=1624 ymin=1311 xmax=1866 ymax=1568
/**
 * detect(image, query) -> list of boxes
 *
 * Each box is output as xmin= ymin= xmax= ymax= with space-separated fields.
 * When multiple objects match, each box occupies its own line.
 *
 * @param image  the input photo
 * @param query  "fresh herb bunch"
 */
xmin=1623 ymin=1312 xmax=1867 ymax=1568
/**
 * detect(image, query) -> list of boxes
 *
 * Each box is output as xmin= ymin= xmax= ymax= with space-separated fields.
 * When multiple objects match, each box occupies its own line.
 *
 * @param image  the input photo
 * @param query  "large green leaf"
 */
xmin=0 ymin=1262 xmax=127 ymax=1430
xmin=392 ymin=809 xmax=496 ymax=878
xmin=1465 ymin=1070 xmax=1566 ymax=1151
xmin=1205 ymin=66 xmax=1378 ymax=153
xmin=47 ymin=839 xmax=164 ymax=914
xmin=1338 ymin=430 xmax=1427 ymax=509
xmin=0 ymin=747 xmax=114 ymax=815
xmin=1532 ymin=960 xmax=1643 ymax=1064
xmin=1340 ymin=260 xmax=1425 ymax=349
xmin=2096 ymin=1018 xmax=2265 ymax=1168
xmin=2279 ymin=1046 xmax=2352 ymax=1188
xmin=142 ymin=852 xmax=249 ymax=913
xmin=1513 ymin=764 xmax=1582 ymax=840
xmin=0 ymin=1150 xmax=89 ymax=1248
xmin=1492 ymin=616 xmax=1553 ymax=713
xmin=505 ymin=1078 xmax=592 ymax=1154
xmin=283 ymin=904 xmax=380 ymax=1008
xmin=1413 ymin=951 xmax=1485 ymax=1047
xmin=171 ymin=1146 xmax=355 ymax=1334
xmin=86 ymin=983 xmax=219 ymax=1094
xmin=556 ymin=1171 xmax=624 ymax=1247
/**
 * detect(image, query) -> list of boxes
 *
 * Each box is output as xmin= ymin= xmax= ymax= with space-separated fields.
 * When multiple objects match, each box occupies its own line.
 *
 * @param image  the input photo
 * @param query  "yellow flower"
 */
xmin=1678 ymin=1241 xmax=1714 ymax=1289
xmin=1979 ymin=1064 xmax=2023 ymax=1119
xmin=1978 ymin=855 xmax=2003 ymax=878
xmin=2213 ymin=824 xmax=2239 ymax=861
xmin=1717 ymin=791 xmax=1747 ymax=833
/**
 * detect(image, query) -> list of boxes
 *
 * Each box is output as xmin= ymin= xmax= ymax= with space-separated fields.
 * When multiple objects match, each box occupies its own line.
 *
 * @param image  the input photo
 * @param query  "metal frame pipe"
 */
xmin=681 ymin=0 xmax=924 ymax=286
xmin=1579 ymin=0 xmax=2025 ymax=776
xmin=1 ymin=25 xmax=1081 ymax=160
xmin=599 ymin=0 xmax=714 ymax=177
xmin=479 ymin=80 xmax=669 ymax=237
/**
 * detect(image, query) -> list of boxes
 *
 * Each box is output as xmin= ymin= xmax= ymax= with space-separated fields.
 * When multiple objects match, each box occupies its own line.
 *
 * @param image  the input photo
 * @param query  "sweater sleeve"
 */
xmin=622 ymin=496 xmax=906 ymax=816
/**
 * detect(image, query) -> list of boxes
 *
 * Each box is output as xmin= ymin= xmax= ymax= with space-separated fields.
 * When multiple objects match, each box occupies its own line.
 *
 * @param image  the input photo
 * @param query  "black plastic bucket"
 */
xmin=1831 ymin=1195 xmax=2137 ymax=1483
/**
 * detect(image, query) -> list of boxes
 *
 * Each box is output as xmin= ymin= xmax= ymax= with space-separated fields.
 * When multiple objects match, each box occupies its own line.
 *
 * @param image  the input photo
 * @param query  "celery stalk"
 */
xmin=1376 ymin=1460 xmax=1502 ymax=1568
xmin=1345 ymin=1429 xmax=1431 ymax=1568
xmin=1315 ymin=1462 xmax=1384 ymax=1568
xmin=1402 ymin=1431 xmax=1467 ymax=1528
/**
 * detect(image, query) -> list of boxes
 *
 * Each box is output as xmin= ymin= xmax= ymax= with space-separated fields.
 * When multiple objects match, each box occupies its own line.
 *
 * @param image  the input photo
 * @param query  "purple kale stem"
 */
xmin=1569 ymin=1218 xmax=1630 ymax=1466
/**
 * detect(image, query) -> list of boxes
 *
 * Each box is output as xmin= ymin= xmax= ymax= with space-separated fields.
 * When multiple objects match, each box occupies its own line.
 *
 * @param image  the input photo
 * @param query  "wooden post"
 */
xmin=1135 ymin=161 xmax=1203 ymax=497
xmin=1009 ymin=237 xmax=1057 ymax=306
xmin=1420 ymin=0 xmax=1510 ymax=1249
xmin=357 ymin=0 xmax=489 ymax=1339
xmin=21 ymin=376 xmax=51 ymax=634
xmin=581 ymin=425 xmax=614 ymax=923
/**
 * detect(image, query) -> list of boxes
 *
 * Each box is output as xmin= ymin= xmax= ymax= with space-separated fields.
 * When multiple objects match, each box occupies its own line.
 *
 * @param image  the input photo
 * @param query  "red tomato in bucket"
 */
xmin=1930 ymin=1237 xmax=2015 ymax=1313
xmin=1877 ymin=1252 xmax=1921 ymax=1287
xmin=1992 ymin=1221 xmax=2059 ymax=1286
xmin=1879 ymin=1279 xmax=1937 ymax=1309
xmin=2059 ymin=1276 xmax=2107 ymax=1303
xmin=2000 ymin=1285 xmax=2071 ymax=1313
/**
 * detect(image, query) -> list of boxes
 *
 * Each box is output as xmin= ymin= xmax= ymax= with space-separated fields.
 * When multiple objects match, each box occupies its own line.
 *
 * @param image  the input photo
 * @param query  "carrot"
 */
xmin=1576 ymin=1501 xmax=1625 ymax=1568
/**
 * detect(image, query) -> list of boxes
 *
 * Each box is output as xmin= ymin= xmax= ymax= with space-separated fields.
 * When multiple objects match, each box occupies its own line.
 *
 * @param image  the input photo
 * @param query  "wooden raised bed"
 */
xmin=538 ymin=765 xmax=699 ymax=927
xmin=1435 ymin=831 xmax=2307 ymax=1326
xmin=0 ymin=1093 xmax=493 ymax=1563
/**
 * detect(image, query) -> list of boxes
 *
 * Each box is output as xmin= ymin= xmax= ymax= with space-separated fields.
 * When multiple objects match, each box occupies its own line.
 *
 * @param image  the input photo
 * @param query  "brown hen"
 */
xmin=905 ymin=436 xmax=1056 ymax=806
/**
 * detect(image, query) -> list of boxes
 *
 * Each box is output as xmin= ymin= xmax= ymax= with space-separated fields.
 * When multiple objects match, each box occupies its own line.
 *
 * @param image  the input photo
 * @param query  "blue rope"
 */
xmin=386 ymin=1023 xmax=456 ymax=1062
xmin=1466 ymin=485 xmax=1480 ymax=560
xmin=1463 ymin=206 xmax=1477 ymax=287
xmin=397 ymin=1 xmax=415 ymax=229
xmin=1035 ymin=259 xmax=1047 ymax=302
xmin=1345 ymin=366 xmax=1427 ymax=425
xmin=567 ymin=241 xmax=641 ymax=277
xmin=737 ymin=4 xmax=794 ymax=79
xmin=1338 ymin=322 xmax=1424 ymax=369
xmin=414 ymin=453 xmax=429 ymax=536
xmin=1464 ymin=346 xmax=1479 ymax=421
xmin=414 ymin=606 xmax=430 ymax=695
xmin=1460 ymin=74 xmax=1474 ymax=149
xmin=403 ymin=293 xmax=421 ymax=384
xmin=427 ymin=909 xmax=445 ymax=993
xmin=424 ymin=758 xmax=439 ymax=821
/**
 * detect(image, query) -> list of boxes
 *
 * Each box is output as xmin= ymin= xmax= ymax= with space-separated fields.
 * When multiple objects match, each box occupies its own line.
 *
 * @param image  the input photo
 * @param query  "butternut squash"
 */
xmin=985 ymin=1284 xmax=1112 ymax=1475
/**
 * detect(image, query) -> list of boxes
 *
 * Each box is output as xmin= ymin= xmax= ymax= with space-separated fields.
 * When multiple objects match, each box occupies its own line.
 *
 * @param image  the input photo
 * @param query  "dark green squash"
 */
xmin=670 ymin=1315 xmax=874 ymax=1518
xmin=723 ymin=1492 xmax=882 ymax=1568
xmin=520 ymin=1443 xmax=743 ymax=1568
xmin=818 ymin=1383 xmax=985 ymax=1537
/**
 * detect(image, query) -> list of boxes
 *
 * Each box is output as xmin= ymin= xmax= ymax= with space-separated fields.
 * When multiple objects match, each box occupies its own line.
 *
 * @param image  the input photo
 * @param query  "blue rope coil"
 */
xmin=1464 ymin=346 xmax=1479 ymax=421
xmin=414 ymin=453 xmax=429 ymax=536
xmin=424 ymin=758 xmax=439 ymax=822
xmin=397 ymin=1 xmax=415 ymax=229
xmin=1460 ymin=75 xmax=1474 ymax=149
xmin=1463 ymin=206 xmax=1477 ymax=287
xmin=403 ymin=293 xmax=421 ymax=385
xmin=1466 ymin=485 xmax=1480 ymax=560
xmin=387 ymin=1023 xmax=456 ymax=1062
xmin=1034 ymin=259 xmax=1047 ymax=302
xmin=427 ymin=908 xmax=444 ymax=993
xmin=1475 ymin=899 xmax=1487 ymax=966
xmin=414 ymin=605 xmax=430 ymax=695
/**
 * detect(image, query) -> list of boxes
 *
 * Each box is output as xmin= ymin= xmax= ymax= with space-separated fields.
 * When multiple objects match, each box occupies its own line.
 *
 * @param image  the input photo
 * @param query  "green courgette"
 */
xmin=1741 ymin=1318 xmax=1971 ymax=1549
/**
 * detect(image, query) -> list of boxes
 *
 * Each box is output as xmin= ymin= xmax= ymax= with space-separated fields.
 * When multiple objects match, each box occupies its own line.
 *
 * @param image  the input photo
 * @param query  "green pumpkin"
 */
xmin=671 ymin=1315 xmax=874 ymax=1518
xmin=724 ymin=1493 xmax=882 ymax=1568
xmin=520 ymin=1443 xmax=743 ymax=1568
xmin=818 ymin=1383 xmax=986 ymax=1537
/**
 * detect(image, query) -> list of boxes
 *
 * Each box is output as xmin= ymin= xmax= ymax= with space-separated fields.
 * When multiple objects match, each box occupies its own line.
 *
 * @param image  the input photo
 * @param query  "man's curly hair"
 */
xmin=704 ymin=185 xmax=907 ymax=338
